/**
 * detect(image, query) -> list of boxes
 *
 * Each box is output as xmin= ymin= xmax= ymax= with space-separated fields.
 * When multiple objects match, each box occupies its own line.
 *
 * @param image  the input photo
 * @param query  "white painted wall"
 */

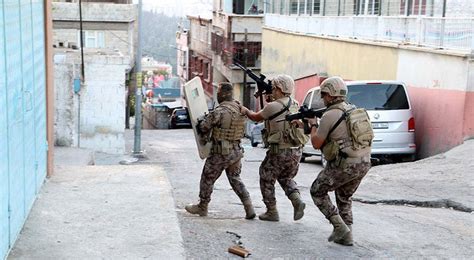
xmin=396 ymin=49 xmax=469 ymax=91
xmin=54 ymin=50 xmax=129 ymax=154
xmin=54 ymin=54 xmax=80 ymax=147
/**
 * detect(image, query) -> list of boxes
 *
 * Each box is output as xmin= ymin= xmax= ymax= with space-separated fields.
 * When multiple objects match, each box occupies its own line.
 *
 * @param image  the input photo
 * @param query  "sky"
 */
xmin=134 ymin=0 xmax=213 ymax=17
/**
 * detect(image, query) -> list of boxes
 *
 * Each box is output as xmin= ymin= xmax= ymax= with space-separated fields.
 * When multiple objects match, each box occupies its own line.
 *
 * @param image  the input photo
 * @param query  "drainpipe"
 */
xmin=45 ymin=0 xmax=54 ymax=176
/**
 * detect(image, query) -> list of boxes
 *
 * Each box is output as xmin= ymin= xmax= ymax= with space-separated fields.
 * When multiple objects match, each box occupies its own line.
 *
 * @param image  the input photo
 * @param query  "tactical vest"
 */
xmin=210 ymin=101 xmax=245 ymax=155
xmin=265 ymin=98 xmax=308 ymax=152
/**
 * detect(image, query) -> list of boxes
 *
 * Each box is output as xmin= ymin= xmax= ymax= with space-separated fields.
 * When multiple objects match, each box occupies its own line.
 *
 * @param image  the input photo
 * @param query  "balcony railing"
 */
xmin=265 ymin=14 xmax=474 ymax=51
xmin=211 ymin=33 xmax=262 ymax=67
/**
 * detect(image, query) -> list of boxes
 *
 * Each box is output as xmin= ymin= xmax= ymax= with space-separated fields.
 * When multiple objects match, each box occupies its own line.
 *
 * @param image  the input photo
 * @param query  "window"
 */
xmin=354 ymin=0 xmax=381 ymax=15
xmin=313 ymin=0 xmax=321 ymax=15
xmin=310 ymin=90 xmax=324 ymax=109
xmin=290 ymin=0 xmax=298 ymax=14
xmin=347 ymin=84 xmax=409 ymax=110
xmin=78 ymin=31 xmax=105 ymax=48
xmin=298 ymin=0 xmax=305 ymax=14
xmin=306 ymin=0 xmax=312 ymax=15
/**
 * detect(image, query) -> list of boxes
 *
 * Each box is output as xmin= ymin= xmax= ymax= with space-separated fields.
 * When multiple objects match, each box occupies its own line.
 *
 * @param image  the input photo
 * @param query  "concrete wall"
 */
xmin=261 ymin=29 xmax=398 ymax=80
xmin=189 ymin=17 xmax=213 ymax=57
xmin=52 ymin=2 xmax=136 ymax=65
xmin=52 ymin=2 xmax=136 ymax=22
xmin=53 ymin=60 xmax=79 ymax=147
xmin=54 ymin=50 xmax=129 ymax=154
xmin=396 ymin=49 xmax=473 ymax=156
xmin=261 ymin=27 xmax=473 ymax=158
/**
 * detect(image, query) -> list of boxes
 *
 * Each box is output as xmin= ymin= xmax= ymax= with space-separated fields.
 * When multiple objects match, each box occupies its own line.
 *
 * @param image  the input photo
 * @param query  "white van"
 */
xmin=301 ymin=80 xmax=416 ymax=164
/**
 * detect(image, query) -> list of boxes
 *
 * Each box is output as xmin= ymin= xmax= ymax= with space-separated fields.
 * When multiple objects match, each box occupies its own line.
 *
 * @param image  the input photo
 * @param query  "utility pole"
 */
xmin=133 ymin=0 xmax=144 ymax=156
xmin=78 ymin=0 xmax=84 ymax=148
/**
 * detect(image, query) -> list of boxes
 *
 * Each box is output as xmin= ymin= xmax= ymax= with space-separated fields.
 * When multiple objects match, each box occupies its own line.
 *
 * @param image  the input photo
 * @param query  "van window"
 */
xmin=310 ymin=89 xmax=325 ymax=109
xmin=302 ymin=92 xmax=312 ymax=107
xmin=347 ymin=84 xmax=409 ymax=110
xmin=176 ymin=109 xmax=187 ymax=116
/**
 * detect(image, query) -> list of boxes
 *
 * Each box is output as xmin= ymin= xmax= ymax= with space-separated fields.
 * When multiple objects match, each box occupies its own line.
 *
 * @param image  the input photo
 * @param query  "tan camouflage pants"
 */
xmin=199 ymin=146 xmax=250 ymax=204
xmin=259 ymin=148 xmax=302 ymax=207
xmin=310 ymin=161 xmax=371 ymax=225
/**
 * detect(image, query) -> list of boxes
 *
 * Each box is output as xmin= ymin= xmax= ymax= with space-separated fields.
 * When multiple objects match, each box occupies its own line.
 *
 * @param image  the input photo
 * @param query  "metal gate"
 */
xmin=0 ymin=0 xmax=47 ymax=258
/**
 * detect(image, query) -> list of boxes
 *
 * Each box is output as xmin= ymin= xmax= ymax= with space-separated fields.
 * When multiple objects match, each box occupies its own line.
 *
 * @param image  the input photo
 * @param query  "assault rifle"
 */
xmin=232 ymin=59 xmax=272 ymax=108
xmin=279 ymin=105 xmax=327 ymax=134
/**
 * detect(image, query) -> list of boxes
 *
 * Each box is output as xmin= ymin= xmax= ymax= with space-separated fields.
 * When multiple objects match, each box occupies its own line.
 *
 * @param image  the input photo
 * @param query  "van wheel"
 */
xmin=401 ymin=154 xmax=416 ymax=162
xmin=250 ymin=136 xmax=258 ymax=147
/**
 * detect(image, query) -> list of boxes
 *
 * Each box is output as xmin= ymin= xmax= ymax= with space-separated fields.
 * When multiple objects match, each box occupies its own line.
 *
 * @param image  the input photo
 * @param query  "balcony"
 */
xmin=211 ymin=14 xmax=263 ymax=67
xmin=265 ymin=14 xmax=473 ymax=52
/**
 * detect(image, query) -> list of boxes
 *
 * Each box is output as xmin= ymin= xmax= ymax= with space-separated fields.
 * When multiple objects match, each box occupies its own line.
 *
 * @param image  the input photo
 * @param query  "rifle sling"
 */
xmin=321 ymin=113 xmax=346 ymax=150
xmin=268 ymin=98 xmax=292 ymax=121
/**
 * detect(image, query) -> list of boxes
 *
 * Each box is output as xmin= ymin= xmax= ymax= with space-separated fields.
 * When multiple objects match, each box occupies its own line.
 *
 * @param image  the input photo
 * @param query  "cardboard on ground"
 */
xmin=183 ymin=77 xmax=212 ymax=159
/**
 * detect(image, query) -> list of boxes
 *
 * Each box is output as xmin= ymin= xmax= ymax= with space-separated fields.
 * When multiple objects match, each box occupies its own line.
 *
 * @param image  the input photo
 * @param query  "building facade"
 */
xmin=261 ymin=0 xmax=473 ymax=158
xmin=52 ymin=0 xmax=136 ymax=64
xmin=187 ymin=15 xmax=214 ymax=98
xmin=52 ymin=0 xmax=136 ymax=153
xmin=175 ymin=24 xmax=189 ymax=87
xmin=211 ymin=0 xmax=265 ymax=110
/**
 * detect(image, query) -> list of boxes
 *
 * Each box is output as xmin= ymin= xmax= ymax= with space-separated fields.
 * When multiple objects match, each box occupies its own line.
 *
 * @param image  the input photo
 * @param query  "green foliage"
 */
xmin=142 ymin=11 xmax=188 ymax=75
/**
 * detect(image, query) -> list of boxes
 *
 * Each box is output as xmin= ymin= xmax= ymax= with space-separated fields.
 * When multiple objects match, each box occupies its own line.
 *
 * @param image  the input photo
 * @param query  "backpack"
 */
xmin=344 ymin=106 xmax=374 ymax=150
xmin=323 ymin=104 xmax=373 ymax=155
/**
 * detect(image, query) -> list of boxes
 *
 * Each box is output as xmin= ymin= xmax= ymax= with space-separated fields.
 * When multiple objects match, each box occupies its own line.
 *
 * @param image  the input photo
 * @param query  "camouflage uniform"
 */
xmin=310 ymin=101 xmax=372 ymax=225
xmin=259 ymin=96 xmax=303 ymax=208
xmin=310 ymin=160 xmax=370 ymax=224
xmin=260 ymin=148 xmax=302 ymax=207
xmin=197 ymin=100 xmax=250 ymax=204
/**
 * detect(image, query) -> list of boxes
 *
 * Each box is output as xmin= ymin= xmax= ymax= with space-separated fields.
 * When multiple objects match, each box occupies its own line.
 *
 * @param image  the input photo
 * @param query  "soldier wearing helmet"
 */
xmin=307 ymin=76 xmax=372 ymax=246
xmin=185 ymin=82 xmax=256 ymax=220
xmin=241 ymin=74 xmax=307 ymax=222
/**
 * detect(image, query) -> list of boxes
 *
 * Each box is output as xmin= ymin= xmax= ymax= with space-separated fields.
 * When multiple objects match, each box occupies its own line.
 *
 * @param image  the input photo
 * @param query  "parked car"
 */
xmin=168 ymin=108 xmax=192 ymax=129
xmin=301 ymin=80 xmax=416 ymax=164
xmin=300 ymin=86 xmax=325 ymax=163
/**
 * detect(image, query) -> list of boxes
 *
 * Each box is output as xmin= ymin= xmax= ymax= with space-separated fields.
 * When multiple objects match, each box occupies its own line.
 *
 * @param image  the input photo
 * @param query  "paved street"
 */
xmin=135 ymin=129 xmax=473 ymax=258
xmin=9 ymin=128 xmax=473 ymax=259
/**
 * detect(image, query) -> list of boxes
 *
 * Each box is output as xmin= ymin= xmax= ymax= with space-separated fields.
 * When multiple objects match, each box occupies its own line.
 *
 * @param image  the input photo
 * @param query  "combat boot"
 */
xmin=334 ymin=225 xmax=353 ymax=246
xmin=258 ymin=205 xmax=279 ymax=221
xmin=328 ymin=215 xmax=350 ymax=242
xmin=288 ymin=192 xmax=306 ymax=221
xmin=242 ymin=198 xmax=256 ymax=220
xmin=185 ymin=202 xmax=208 ymax=216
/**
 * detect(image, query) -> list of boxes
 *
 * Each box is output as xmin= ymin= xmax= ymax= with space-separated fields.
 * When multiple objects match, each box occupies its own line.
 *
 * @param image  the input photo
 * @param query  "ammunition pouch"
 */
xmin=268 ymin=143 xmax=296 ymax=155
xmin=285 ymin=126 xmax=309 ymax=147
xmin=332 ymin=153 xmax=370 ymax=168
xmin=321 ymin=140 xmax=340 ymax=162
xmin=210 ymin=140 xmax=241 ymax=155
